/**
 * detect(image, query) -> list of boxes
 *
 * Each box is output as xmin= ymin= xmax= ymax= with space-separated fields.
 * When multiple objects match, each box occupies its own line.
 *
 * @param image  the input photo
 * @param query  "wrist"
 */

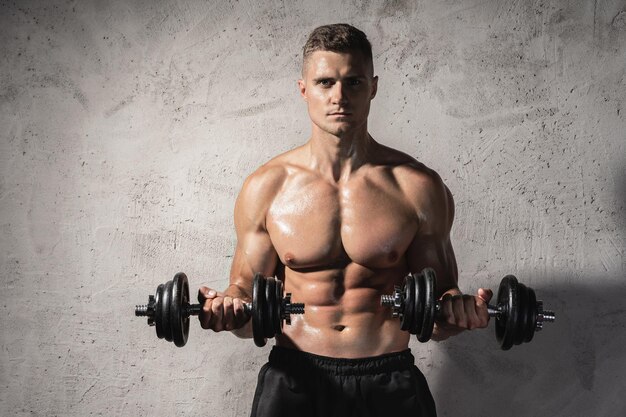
xmin=225 ymin=283 xmax=251 ymax=301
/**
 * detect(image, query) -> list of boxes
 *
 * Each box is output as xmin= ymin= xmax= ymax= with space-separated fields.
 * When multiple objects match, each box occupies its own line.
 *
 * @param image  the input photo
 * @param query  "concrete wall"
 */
xmin=1 ymin=0 xmax=624 ymax=416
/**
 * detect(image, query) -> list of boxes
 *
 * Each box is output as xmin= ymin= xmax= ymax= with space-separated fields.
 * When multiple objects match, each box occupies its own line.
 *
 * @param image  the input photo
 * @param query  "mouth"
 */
xmin=328 ymin=112 xmax=352 ymax=117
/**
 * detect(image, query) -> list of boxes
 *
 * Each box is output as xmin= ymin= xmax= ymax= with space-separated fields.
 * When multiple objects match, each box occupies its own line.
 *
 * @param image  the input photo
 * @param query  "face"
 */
xmin=298 ymin=50 xmax=378 ymax=138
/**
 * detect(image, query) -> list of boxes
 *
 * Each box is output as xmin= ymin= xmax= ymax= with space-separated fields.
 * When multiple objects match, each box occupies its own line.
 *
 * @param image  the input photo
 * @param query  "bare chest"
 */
xmin=266 ymin=176 xmax=417 ymax=270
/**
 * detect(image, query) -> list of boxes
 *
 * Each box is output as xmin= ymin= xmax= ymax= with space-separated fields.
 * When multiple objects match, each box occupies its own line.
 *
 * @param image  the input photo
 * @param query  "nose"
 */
xmin=330 ymin=82 xmax=348 ymax=105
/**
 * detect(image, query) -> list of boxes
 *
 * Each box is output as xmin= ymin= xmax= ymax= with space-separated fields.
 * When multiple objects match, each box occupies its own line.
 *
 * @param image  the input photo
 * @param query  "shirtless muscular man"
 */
xmin=198 ymin=24 xmax=493 ymax=417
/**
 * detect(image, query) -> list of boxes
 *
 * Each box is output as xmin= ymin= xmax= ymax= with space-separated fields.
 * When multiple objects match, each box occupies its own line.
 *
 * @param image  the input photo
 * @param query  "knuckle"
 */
xmin=211 ymin=300 xmax=223 ymax=314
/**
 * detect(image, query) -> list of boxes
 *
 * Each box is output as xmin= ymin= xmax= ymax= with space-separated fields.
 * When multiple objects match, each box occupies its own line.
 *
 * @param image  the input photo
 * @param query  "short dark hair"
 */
xmin=302 ymin=24 xmax=373 ymax=73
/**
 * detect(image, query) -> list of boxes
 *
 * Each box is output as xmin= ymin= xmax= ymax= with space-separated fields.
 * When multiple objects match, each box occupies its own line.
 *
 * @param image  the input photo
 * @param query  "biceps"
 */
xmin=229 ymin=230 xmax=279 ymax=287
xmin=407 ymin=236 xmax=458 ymax=296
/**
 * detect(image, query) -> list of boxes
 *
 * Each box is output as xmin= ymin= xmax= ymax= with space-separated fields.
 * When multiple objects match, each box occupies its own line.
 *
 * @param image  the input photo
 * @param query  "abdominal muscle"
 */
xmin=275 ymin=263 xmax=411 ymax=358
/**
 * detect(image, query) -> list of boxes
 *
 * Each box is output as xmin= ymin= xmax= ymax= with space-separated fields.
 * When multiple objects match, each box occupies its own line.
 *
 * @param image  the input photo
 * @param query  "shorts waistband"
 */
xmin=268 ymin=346 xmax=415 ymax=376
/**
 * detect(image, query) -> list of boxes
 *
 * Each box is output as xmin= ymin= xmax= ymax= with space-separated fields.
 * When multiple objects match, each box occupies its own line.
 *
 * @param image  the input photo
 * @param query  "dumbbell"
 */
xmin=135 ymin=272 xmax=305 ymax=347
xmin=380 ymin=268 xmax=556 ymax=350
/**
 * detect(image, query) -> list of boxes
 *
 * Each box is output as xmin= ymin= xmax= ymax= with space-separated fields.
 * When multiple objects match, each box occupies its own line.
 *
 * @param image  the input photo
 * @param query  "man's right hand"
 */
xmin=197 ymin=287 xmax=249 ymax=332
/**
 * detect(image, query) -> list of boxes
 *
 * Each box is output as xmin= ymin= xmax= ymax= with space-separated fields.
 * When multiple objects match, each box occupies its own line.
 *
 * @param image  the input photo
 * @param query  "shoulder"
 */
xmin=371 ymin=143 xmax=450 ymax=200
xmin=235 ymin=146 xmax=306 ymax=222
xmin=394 ymin=160 xmax=451 ymax=205
xmin=372 ymin=144 xmax=454 ymax=232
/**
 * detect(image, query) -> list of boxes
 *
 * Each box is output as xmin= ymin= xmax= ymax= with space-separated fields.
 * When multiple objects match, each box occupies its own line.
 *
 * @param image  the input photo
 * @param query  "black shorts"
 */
xmin=250 ymin=346 xmax=437 ymax=417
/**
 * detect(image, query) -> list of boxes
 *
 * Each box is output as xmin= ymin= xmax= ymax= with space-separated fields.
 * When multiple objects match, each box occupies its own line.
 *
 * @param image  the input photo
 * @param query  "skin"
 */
xmin=198 ymin=49 xmax=493 ymax=358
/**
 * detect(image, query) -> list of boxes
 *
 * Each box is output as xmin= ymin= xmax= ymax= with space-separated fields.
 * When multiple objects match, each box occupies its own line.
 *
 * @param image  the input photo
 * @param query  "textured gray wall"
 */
xmin=1 ymin=0 xmax=625 ymax=416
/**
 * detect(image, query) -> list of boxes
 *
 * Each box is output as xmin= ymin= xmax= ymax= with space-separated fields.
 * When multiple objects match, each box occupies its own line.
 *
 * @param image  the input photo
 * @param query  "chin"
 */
xmin=325 ymin=126 xmax=351 ymax=137
xmin=323 ymin=121 xmax=360 ymax=136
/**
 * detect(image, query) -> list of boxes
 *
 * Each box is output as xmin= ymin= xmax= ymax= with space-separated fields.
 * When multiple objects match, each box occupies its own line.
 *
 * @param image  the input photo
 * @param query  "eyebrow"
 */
xmin=312 ymin=75 xmax=367 ymax=82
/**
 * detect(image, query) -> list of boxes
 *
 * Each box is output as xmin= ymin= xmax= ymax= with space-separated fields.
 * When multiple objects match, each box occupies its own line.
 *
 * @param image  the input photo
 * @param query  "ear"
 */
xmin=370 ymin=75 xmax=378 ymax=100
xmin=298 ymin=79 xmax=307 ymax=101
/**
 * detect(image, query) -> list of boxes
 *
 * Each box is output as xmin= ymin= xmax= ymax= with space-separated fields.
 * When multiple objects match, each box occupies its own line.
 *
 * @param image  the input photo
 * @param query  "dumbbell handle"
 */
xmin=434 ymin=301 xmax=555 ymax=327
xmin=136 ymin=299 xmax=305 ymax=320
xmin=432 ymin=301 xmax=500 ymax=318
xmin=384 ymin=295 xmax=555 ymax=329
xmin=184 ymin=302 xmax=253 ymax=317
xmin=135 ymin=302 xmax=253 ymax=318
xmin=181 ymin=301 xmax=306 ymax=317
xmin=487 ymin=305 xmax=500 ymax=317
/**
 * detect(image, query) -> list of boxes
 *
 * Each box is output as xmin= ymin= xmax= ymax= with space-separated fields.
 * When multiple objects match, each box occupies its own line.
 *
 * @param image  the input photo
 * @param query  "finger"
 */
xmin=199 ymin=299 xmax=213 ymax=329
xmin=477 ymin=288 xmax=493 ymax=304
xmin=210 ymin=297 xmax=224 ymax=331
xmin=198 ymin=287 xmax=218 ymax=303
xmin=463 ymin=295 xmax=480 ymax=329
xmin=223 ymin=297 xmax=234 ymax=330
xmin=474 ymin=291 xmax=491 ymax=327
xmin=451 ymin=295 xmax=468 ymax=328
xmin=233 ymin=298 xmax=248 ymax=325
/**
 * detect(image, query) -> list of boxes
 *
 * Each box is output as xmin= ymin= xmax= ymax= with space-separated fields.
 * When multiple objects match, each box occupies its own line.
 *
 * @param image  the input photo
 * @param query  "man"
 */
xmin=198 ymin=24 xmax=493 ymax=416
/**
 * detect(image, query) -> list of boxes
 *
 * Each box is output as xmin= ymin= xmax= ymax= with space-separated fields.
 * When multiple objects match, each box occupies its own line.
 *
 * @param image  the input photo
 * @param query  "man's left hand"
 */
xmin=431 ymin=288 xmax=493 ymax=341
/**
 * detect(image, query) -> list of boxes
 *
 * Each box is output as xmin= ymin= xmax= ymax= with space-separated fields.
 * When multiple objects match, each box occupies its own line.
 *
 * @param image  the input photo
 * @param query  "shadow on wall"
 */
xmin=618 ymin=161 xmax=626 ymax=233
xmin=431 ymin=278 xmax=626 ymax=417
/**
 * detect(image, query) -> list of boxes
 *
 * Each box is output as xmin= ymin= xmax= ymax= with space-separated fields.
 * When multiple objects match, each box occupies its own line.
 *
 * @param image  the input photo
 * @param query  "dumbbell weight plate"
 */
xmin=154 ymin=283 xmax=165 ymax=339
xmin=274 ymin=278 xmax=283 ymax=335
xmin=418 ymin=268 xmax=436 ymax=343
xmin=171 ymin=272 xmax=190 ymax=347
xmin=497 ymin=275 xmax=518 ymax=351
xmin=252 ymin=274 xmax=268 ymax=347
xmin=495 ymin=276 xmax=508 ymax=349
xmin=410 ymin=272 xmax=424 ymax=335
xmin=524 ymin=287 xmax=537 ymax=343
xmin=264 ymin=277 xmax=276 ymax=338
xmin=513 ymin=282 xmax=529 ymax=346
xmin=161 ymin=280 xmax=173 ymax=342
xmin=400 ymin=274 xmax=415 ymax=332
xmin=181 ymin=274 xmax=191 ymax=345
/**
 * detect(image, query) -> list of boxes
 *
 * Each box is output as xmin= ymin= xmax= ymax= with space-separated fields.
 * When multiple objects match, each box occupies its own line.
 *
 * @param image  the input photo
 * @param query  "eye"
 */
xmin=348 ymin=79 xmax=362 ymax=86
xmin=318 ymin=79 xmax=333 ymax=87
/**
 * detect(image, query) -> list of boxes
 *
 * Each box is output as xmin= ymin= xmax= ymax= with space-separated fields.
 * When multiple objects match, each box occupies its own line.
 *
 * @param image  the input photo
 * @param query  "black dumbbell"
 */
xmin=135 ymin=272 xmax=305 ymax=347
xmin=380 ymin=268 xmax=556 ymax=350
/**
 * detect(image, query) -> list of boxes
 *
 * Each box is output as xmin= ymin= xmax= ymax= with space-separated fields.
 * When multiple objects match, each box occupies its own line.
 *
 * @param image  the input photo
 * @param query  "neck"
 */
xmin=307 ymin=124 xmax=374 ymax=183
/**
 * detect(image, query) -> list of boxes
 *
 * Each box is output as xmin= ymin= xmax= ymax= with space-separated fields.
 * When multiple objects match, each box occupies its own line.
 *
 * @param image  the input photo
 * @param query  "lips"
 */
xmin=328 ymin=112 xmax=352 ymax=116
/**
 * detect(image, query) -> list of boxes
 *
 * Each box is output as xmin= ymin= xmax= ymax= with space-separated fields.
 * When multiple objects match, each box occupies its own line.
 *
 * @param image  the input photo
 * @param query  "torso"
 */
xmin=262 ymin=144 xmax=428 ymax=357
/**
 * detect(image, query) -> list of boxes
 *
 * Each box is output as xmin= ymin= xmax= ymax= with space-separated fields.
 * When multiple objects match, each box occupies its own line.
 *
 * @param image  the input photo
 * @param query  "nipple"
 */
xmin=284 ymin=252 xmax=296 ymax=266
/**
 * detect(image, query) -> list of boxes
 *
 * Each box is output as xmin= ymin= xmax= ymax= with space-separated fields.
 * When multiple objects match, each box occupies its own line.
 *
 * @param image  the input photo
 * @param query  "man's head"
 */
xmin=299 ymin=24 xmax=378 ymax=138
xmin=302 ymin=24 xmax=373 ymax=76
